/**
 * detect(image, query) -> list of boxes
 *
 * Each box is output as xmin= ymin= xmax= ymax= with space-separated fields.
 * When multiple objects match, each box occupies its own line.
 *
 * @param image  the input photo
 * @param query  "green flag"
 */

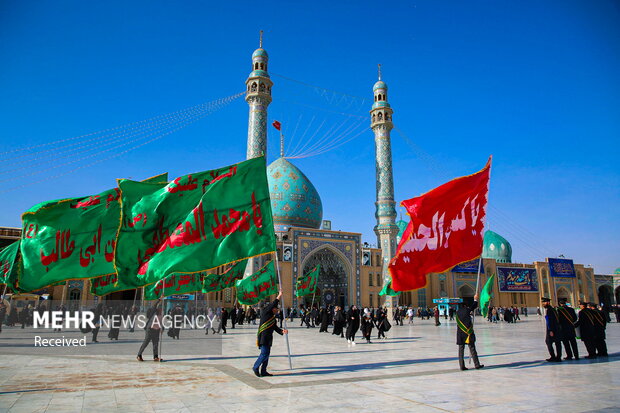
xmin=202 ymin=259 xmax=248 ymax=293
xmin=88 ymin=173 xmax=168 ymax=296
xmin=379 ymin=278 xmax=401 ymax=297
xmin=235 ymin=261 xmax=278 ymax=306
xmin=18 ymin=186 xmax=124 ymax=292
xmin=144 ymin=272 xmax=203 ymax=300
xmin=480 ymin=273 xmax=496 ymax=317
xmin=115 ymin=157 xmax=276 ymax=288
xmin=295 ymin=265 xmax=320 ymax=297
xmin=0 ymin=241 xmax=20 ymax=293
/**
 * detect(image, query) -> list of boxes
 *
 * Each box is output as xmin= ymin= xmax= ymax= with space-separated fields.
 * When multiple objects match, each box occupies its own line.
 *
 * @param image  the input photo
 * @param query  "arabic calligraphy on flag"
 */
xmin=18 ymin=187 xmax=125 ymax=292
xmin=295 ymin=265 xmax=320 ymax=297
xmin=202 ymin=259 xmax=248 ymax=293
xmin=235 ymin=261 xmax=278 ymax=305
xmin=114 ymin=157 xmax=276 ymax=288
xmin=389 ymin=157 xmax=492 ymax=292
xmin=144 ymin=272 xmax=203 ymax=300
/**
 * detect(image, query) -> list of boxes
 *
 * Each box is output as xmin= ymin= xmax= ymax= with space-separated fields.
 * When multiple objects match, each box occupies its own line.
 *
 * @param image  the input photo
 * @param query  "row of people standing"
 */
xmin=542 ymin=297 xmax=608 ymax=362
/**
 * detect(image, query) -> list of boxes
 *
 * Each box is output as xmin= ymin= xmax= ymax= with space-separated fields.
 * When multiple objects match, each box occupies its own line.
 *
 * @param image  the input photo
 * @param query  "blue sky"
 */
xmin=1 ymin=1 xmax=618 ymax=273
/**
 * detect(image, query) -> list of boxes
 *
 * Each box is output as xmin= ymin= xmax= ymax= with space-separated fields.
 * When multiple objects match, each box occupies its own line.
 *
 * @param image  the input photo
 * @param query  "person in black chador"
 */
xmin=541 ymin=297 xmax=562 ymax=362
xmin=230 ymin=306 xmax=237 ymax=329
xmin=345 ymin=305 xmax=360 ymax=345
xmin=91 ymin=303 xmax=104 ymax=343
xmin=217 ymin=308 xmax=228 ymax=334
xmin=588 ymin=302 xmax=608 ymax=357
xmin=456 ymin=294 xmax=484 ymax=371
xmin=319 ymin=307 xmax=329 ymax=332
xmin=253 ymin=291 xmax=288 ymax=377
xmin=556 ymin=298 xmax=579 ymax=360
xmin=361 ymin=311 xmax=374 ymax=343
xmin=332 ymin=306 xmax=345 ymax=337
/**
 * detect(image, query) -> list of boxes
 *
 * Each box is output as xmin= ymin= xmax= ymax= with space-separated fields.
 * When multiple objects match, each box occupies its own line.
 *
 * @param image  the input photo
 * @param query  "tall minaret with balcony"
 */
xmin=246 ymin=31 xmax=273 ymax=159
xmin=370 ymin=65 xmax=399 ymax=307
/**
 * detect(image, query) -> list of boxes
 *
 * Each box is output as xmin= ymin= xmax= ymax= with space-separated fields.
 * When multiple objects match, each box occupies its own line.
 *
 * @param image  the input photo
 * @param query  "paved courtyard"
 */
xmin=0 ymin=315 xmax=618 ymax=413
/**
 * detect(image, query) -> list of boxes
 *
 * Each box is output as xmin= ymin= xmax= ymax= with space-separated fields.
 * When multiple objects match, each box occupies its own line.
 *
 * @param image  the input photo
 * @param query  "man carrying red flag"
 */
xmin=389 ymin=157 xmax=491 ymax=292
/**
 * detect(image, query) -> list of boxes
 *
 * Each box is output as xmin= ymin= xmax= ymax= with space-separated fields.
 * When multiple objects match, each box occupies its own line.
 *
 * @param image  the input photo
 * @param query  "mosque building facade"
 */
xmin=0 ymin=40 xmax=615 ymax=313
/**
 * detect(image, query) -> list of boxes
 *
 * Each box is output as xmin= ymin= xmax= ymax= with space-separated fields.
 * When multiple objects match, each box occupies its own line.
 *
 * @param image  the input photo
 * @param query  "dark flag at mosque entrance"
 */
xmin=389 ymin=157 xmax=492 ymax=292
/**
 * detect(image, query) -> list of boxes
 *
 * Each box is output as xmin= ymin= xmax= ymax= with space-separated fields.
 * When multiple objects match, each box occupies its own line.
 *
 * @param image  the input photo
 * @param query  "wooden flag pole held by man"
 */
xmin=274 ymin=252 xmax=293 ymax=370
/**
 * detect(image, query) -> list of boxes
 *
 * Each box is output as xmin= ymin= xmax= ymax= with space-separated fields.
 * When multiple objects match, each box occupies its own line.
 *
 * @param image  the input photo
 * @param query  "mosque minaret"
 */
xmin=245 ymin=31 xmax=273 ymax=160
xmin=370 ymin=65 xmax=399 ymax=307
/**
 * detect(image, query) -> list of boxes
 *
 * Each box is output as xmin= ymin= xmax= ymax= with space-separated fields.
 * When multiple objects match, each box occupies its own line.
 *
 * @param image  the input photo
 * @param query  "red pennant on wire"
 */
xmin=272 ymin=120 xmax=281 ymax=131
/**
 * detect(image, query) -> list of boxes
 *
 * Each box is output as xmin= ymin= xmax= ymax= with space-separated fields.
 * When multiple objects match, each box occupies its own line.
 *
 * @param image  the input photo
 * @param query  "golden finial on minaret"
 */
xmin=378 ymin=64 xmax=382 ymax=81
xmin=259 ymin=30 xmax=263 ymax=48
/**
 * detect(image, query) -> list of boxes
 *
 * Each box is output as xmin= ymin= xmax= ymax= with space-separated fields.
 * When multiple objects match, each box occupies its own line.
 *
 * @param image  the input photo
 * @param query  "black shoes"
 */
xmin=136 ymin=355 xmax=144 ymax=362
xmin=253 ymin=368 xmax=261 ymax=377
xmin=475 ymin=365 xmax=484 ymax=369
xmin=546 ymin=357 xmax=562 ymax=362
xmin=460 ymin=367 xmax=468 ymax=371
xmin=261 ymin=372 xmax=274 ymax=377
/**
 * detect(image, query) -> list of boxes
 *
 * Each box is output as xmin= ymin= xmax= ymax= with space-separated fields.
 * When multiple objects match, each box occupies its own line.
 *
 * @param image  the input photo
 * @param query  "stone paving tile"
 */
xmin=0 ymin=317 xmax=617 ymax=412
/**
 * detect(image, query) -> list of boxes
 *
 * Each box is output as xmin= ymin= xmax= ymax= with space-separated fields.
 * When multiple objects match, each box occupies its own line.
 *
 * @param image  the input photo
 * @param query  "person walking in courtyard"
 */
xmin=456 ymin=294 xmax=484 ymax=371
xmin=588 ymin=302 xmax=608 ymax=357
xmin=137 ymin=297 xmax=163 ymax=362
xmin=434 ymin=306 xmax=441 ymax=326
xmin=541 ymin=297 xmax=562 ymax=362
xmin=346 ymin=305 xmax=360 ymax=345
xmin=574 ymin=300 xmax=596 ymax=359
xmin=557 ymin=298 xmax=579 ymax=360
xmin=253 ymin=291 xmax=287 ymax=377
xmin=361 ymin=311 xmax=374 ymax=344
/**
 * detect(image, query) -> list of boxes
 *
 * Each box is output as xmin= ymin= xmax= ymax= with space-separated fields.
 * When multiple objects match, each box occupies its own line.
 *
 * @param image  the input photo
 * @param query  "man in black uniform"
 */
xmin=253 ymin=291 xmax=288 ymax=377
xmin=541 ymin=297 xmax=562 ymax=362
xmin=574 ymin=300 xmax=596 ymax=358
xmin=456 ymin=294 xmax=484 ymax=371
xmin=588 ymin=302 xmax=608 ymax=357
xmin=557 ymin=298 xmax=579 ymax=360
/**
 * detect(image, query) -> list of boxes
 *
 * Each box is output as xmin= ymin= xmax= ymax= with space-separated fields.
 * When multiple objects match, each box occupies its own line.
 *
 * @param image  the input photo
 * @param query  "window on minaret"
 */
xmin=254 ymin=63 xmax=259 ymax=70
xmin=378 ymin=112 xmax=383 ymax=121
xmin=372 ymin=114 xmax=376 ymax=122
xmin=369 ymin=273 xmax=373 ymax=286
xmin=251 ymin=82 xmax=257 ymax=92
xmin=259 ymin=83 xmax=265 ymax=92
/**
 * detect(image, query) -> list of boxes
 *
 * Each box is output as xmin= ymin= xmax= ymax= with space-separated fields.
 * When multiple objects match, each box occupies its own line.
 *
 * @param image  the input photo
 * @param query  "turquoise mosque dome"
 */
xmin=252 ymin=48 xmax=268 ymax=58
xmin=373 ymin=80 xmax=387 ymax=91
xmin=614 ymin=268 xmax=620 ymax=275
xmin=267 ymin=157 xmax=323 ymax=232
xmin=395 ymin=219 xmax=408 ymax=244
xmin=483 ymin=230 xmax=512 ymax=263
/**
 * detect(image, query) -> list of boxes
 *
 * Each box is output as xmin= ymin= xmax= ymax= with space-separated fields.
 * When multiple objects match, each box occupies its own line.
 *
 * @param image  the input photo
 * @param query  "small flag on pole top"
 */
xmin=272 ymin=120 xmax=281 ymax=131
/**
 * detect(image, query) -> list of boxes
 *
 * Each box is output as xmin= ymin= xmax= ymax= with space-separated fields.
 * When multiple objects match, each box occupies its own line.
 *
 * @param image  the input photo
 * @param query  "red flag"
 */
xmin=389 ymin=157 xmax=492 ymax=292
xmin=272 ymin=120 xmax=281 ymax=131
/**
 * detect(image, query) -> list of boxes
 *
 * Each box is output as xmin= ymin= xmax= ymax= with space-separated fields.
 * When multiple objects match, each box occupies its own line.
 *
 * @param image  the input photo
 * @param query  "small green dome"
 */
xmin=252 ymin=48 xmax=268 ymax=59
xmin=267 ymin=158 xmax=322 ymax=232
xmin=373 ymin=81 xmax=387 ymax=91
xmin=614 ymin=268 xmax=620 ymax=275
xmin=396 ymin=220 xmax=408 ymax=244
xmin=483 ymin=230 xmax=512 ymax=263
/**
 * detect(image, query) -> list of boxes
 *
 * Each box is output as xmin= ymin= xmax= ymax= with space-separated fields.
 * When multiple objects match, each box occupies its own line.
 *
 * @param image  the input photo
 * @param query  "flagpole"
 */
xmin=1 ymin=284 xmax=7 ymax=301
xmin=469 ymin=257 xmax=483 ymax=366
xmin=159 ymin=279 xmax=165 ymax=362
xmin=274 ymin=252 xmax=293 ymax=370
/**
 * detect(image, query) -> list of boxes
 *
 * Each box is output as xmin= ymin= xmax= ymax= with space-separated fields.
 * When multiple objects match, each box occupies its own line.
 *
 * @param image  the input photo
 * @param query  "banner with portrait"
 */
xmin=497 ymin=267 xmax=539 ymax=292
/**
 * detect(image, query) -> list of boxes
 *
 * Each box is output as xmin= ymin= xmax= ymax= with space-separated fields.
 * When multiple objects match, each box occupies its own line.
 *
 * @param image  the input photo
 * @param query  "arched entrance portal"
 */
xmin=458 ymin=284 xmax=475 ymax=308
xmin=598 ymin=285 xmax=613 ymax=308
xmin=557 ymin=287 xmax=571 ymax=304
xmin=301 ymin=247 xmax=349 ymax=308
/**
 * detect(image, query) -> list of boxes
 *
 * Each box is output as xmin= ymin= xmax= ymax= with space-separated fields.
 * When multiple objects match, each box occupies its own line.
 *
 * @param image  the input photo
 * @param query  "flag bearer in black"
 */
xmin=253 ymin=291 xmax=288 ymax=377
xmin=588 ymin=302 xmax=608 ymax=357
xmin=456 ymin=294 xmax=484 ymax=370
xmin=541 ymin=297 xmax=563 ymax=362
xmin=557 ymin=298 xmax=579 ymax=360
